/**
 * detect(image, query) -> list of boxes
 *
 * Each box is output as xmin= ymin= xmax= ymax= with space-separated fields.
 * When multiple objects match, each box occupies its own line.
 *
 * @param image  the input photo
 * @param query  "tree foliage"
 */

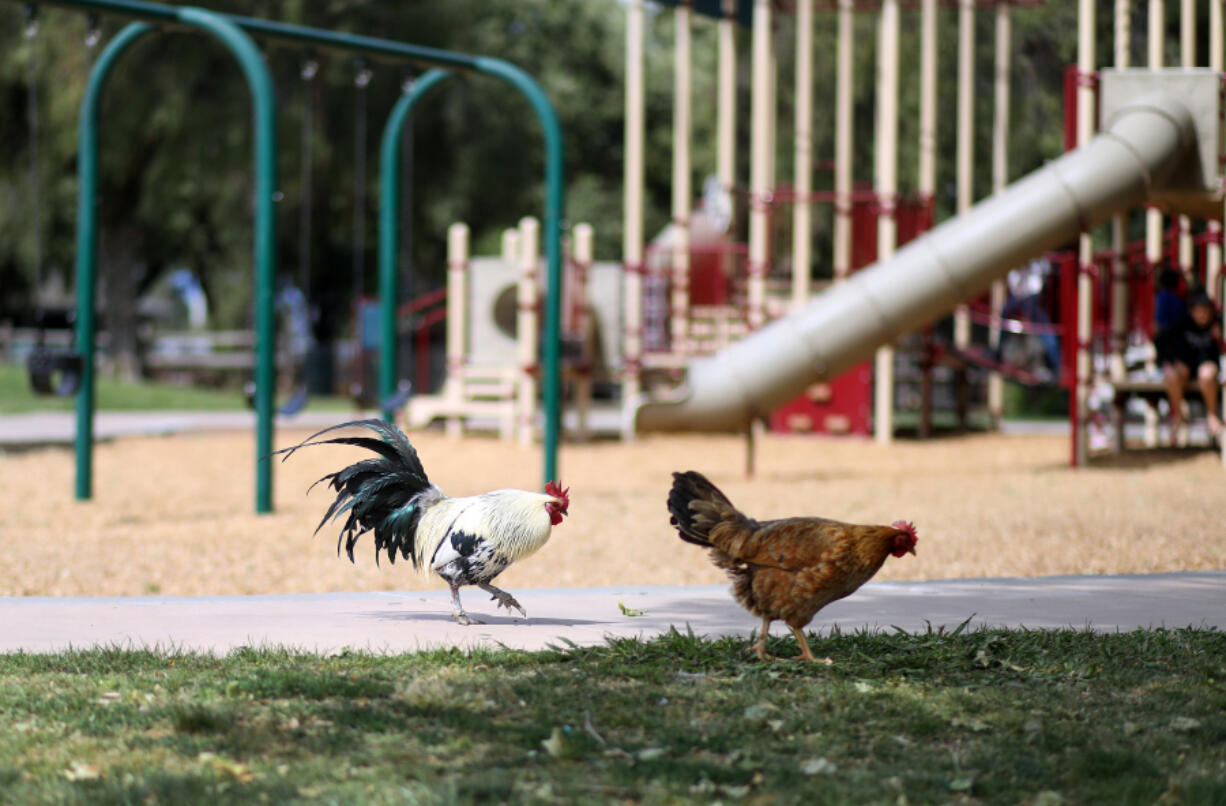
xmin=0 ymin=0 xmax=1188 ymax=352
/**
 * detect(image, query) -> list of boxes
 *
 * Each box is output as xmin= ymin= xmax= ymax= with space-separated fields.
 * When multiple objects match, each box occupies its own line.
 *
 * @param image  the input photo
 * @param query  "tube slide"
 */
xmin=636 ymin=90 xmax=1202 ymax=432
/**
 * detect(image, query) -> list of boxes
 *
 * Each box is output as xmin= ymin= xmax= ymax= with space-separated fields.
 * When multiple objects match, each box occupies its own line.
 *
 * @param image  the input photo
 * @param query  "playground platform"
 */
xmin=1 ymin=572 xmax=1221 ymax=655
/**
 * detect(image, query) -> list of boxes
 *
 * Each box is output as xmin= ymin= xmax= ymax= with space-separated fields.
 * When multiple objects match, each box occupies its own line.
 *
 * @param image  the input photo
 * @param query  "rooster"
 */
xmin=667 ymin=471 xmax=916 ymax=662
xmin=274 ymin=419 xmax=569 ymax=625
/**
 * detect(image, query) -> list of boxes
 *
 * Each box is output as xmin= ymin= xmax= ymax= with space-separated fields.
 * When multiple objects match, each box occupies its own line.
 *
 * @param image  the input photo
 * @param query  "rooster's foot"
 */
xmin=751 ymin=644 xmax=776 ymax=662
xmin=479 ymin=583 xmax=527 ymax=618
xmin=453 ymin=611 xmax=484 ymax=626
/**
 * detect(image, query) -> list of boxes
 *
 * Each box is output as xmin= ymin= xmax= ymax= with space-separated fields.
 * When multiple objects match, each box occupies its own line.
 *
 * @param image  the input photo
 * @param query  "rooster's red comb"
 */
xmin=891 ymin=520 xmax=918 ymax=542
xmin=545 ymin=480 xmax=569 ymax=507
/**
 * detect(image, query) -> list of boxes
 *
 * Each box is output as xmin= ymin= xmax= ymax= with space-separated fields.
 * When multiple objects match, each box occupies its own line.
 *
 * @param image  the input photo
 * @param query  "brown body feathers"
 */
xmin=667 ymin=470 xmax=917 ymax=661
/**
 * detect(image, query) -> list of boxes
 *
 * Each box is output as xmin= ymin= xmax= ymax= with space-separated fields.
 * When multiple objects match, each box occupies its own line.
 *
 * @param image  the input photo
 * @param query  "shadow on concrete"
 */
xmin=360 ymin=610 xmax=605 ymax=628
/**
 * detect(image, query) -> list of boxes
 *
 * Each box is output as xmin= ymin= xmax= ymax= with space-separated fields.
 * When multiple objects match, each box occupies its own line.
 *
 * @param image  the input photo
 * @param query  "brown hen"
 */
xmin=667 ymin=470 xmax=917 ymax=662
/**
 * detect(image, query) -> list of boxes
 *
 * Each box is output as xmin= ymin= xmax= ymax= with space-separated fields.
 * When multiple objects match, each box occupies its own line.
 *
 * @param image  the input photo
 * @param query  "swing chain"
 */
xmin=23 ymin=4 xmax=38 ymax=39
xmin=300 ymin=53 xmax=318 ymax=82
xmin=354 ymin=58 xmax=372 ymax=89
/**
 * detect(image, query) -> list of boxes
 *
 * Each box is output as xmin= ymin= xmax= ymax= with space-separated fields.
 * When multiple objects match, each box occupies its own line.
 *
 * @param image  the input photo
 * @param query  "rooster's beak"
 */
xmin=908 ymin=546 xmax=917 ymax=556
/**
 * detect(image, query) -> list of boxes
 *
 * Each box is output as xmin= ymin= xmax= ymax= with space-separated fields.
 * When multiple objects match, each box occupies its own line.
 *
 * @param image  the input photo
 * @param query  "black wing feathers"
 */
xmin=272 ymin=419 xmax=437 ymax=568
xmin=667 ymin=470 xmax=749 ymax=547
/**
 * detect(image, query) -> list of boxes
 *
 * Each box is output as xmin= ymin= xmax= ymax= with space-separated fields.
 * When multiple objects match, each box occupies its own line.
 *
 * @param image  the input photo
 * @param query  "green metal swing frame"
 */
xmin=10 ymin=0 xmax=565 ymax=513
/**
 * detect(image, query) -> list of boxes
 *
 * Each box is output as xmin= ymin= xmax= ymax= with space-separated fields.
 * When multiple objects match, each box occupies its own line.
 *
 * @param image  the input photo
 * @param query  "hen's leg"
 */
xmin=478 ymin=582 xmax=527 ymax=618
xmin=788 ymin=625 xmax=833 ymax=664
xmin=449 ymin=584 xmax=482 ymax=626
xmin=753 ymin=616 xmax=775 ymax=661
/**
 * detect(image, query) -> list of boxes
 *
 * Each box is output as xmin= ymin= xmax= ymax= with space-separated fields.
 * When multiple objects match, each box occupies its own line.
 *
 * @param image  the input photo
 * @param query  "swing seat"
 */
xmin=26 ymin=348 xmax=84 ymax=397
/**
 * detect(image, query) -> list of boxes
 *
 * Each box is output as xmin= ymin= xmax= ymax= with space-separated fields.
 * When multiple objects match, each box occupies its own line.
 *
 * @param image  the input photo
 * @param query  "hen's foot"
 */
xmin=789 ymin=627 xmax=832 ymax=664
xmin=452 ymin=611 xmax=484 ymax=626
xmin=753 ymin=617 xmax=776 ymax=661
xmin=479 ymin=583 xmax=527 ymax=618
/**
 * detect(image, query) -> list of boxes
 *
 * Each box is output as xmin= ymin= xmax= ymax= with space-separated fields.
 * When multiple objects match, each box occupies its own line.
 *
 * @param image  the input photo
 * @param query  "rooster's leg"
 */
xmin=449 ymin=584 xmax=482 ymax=626
xmin=788 ymin=625 xmax=832 ymax=664
xmin=753 ymin=616 xmax=776 ymax=661
xmin=478 ymin=582 xmax=527 ymax=618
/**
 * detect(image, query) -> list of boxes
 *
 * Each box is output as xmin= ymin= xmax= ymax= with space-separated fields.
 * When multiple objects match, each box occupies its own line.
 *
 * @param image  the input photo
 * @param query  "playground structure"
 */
xmin=10 ymin=0 xmax=1226 ymax=515
xmin=604 ymin=0 xmax=1226 ymax=467
xmin=395 ymin=0 xmax=1226 ymax=466
xmin=400 ymin=216 xmax=609 ymax=445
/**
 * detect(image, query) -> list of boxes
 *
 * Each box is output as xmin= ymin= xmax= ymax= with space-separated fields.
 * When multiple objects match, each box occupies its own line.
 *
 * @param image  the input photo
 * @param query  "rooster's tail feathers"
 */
xmin=270 ymin=419 xmax=427 ymax=476
xmin=272 ymin=419 xmax=440 ymax=567
xmin=667 ymin=470 xmax=746 ymax=547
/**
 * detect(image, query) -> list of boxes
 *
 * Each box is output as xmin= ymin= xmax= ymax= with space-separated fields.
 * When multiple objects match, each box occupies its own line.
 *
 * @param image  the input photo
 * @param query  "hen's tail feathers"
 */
xmin=667 ymin=471 xmax=746 ymax=548
xmin=270 ymin=419 xmax=441 ymax=567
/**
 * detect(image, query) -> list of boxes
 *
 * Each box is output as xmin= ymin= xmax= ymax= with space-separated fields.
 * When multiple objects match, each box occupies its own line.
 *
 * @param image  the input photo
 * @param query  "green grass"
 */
xmin=0 ymin=361 xmax=351 ymax=414
xmin=2 ymin=627 xmax=1223 ymax=804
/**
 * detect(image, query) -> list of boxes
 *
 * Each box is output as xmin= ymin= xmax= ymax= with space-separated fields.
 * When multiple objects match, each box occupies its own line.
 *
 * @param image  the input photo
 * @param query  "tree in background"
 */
xmin=2 ymin=0 xmax=1170 ymax=385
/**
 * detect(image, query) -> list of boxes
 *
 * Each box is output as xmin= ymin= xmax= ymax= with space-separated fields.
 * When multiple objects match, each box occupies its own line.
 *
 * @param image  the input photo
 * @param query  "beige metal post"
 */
xmin=833 ymin=0 xmax=854 ymax=283
xmin=988 ymin=0 xmax=1011 ymax=423
xmin=1110 ymin=0 xmax=1132 ymax=389
xmin=671 ymin=2 xmax=693 ymax=353
xmin=918 ymin=0 xmax=938 ymax=438
xmin=1209 ymin=0 xmax=1223 ymax=308
xmin=573 ymin=222 xmax=594 ymax=442
xmin=445 ymin=222 xmax=470 ymax=438
xmin=1147 ymin=0 xmax=1166 ymax=282
xmin=920 ymin=0 xmax=937 ymax=202
xmin=875 ymin=0 xmax=900 ymax=445
xmin=748 ymin=0 xmax=772 ymax=328
xmin=793 ymin=0 xmax=814 ymax=308
xmin=1178 ymin=0 xmax=1195 ymax=282
xmin=955 ymin=0 xmax=975 ymax=349
xmin=1146 ymin=0 xmax=1165 ymax=447
xmin=623 ymin=0 xmax=645 ymax=435
xmin=517 ymin=216 xmax=540 ymax=446
xmin=1216 ymin=0 xmax=1226 ymax=465
xmin=718 ymin=0 xmax=736 ymax=195
xmin=1075 ymin=0 xmax=1095 ymax=465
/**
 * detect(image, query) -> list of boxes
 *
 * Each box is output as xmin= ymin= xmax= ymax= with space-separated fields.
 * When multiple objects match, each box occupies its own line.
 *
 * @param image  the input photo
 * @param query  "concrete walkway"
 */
xmin=1 ymin=572 xmax=1221 ymax=655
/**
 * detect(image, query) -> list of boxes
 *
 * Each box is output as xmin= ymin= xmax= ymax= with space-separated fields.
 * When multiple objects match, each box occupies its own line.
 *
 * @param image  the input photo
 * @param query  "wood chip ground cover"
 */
xmin=0 ymin=429 xmax=1221 ymax=596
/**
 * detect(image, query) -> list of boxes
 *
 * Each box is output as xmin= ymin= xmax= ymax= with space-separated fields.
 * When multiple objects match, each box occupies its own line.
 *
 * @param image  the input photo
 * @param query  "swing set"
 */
xmin=7 ymin=0 xmax=567 ymax=514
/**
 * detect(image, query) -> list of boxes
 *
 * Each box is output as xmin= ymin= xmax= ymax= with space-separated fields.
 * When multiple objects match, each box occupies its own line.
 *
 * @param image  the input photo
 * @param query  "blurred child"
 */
xmin=1161 ymin=291 xmax=1223 ymax=441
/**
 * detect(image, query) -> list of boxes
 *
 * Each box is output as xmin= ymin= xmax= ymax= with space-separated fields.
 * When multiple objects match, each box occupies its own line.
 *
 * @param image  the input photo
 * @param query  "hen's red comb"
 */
xmin=545 ymin=480 xmax=569 ymax=507
xmin=891 ymin=520 xmax=918 ymax=542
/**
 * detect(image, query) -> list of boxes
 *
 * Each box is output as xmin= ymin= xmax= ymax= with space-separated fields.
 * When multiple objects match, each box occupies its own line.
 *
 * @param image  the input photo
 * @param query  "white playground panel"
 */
xmin=405 ymin=217 xmax=617 ymax=442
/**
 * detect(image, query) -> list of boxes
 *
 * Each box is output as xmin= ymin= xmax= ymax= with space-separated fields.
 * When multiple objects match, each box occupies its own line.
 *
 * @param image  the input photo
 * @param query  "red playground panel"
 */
xmin=769 ymin=362 xmax=872 ymax=436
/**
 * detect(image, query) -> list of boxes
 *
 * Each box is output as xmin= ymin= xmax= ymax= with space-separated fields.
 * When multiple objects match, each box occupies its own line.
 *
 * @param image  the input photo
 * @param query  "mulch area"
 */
xmin=1 ymin=426 xmax=1222 ymax=597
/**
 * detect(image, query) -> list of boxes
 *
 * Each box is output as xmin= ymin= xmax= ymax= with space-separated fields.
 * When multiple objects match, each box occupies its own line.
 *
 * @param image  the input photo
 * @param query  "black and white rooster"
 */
xmin=275 ymin=419 xmax=569 ymax=624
